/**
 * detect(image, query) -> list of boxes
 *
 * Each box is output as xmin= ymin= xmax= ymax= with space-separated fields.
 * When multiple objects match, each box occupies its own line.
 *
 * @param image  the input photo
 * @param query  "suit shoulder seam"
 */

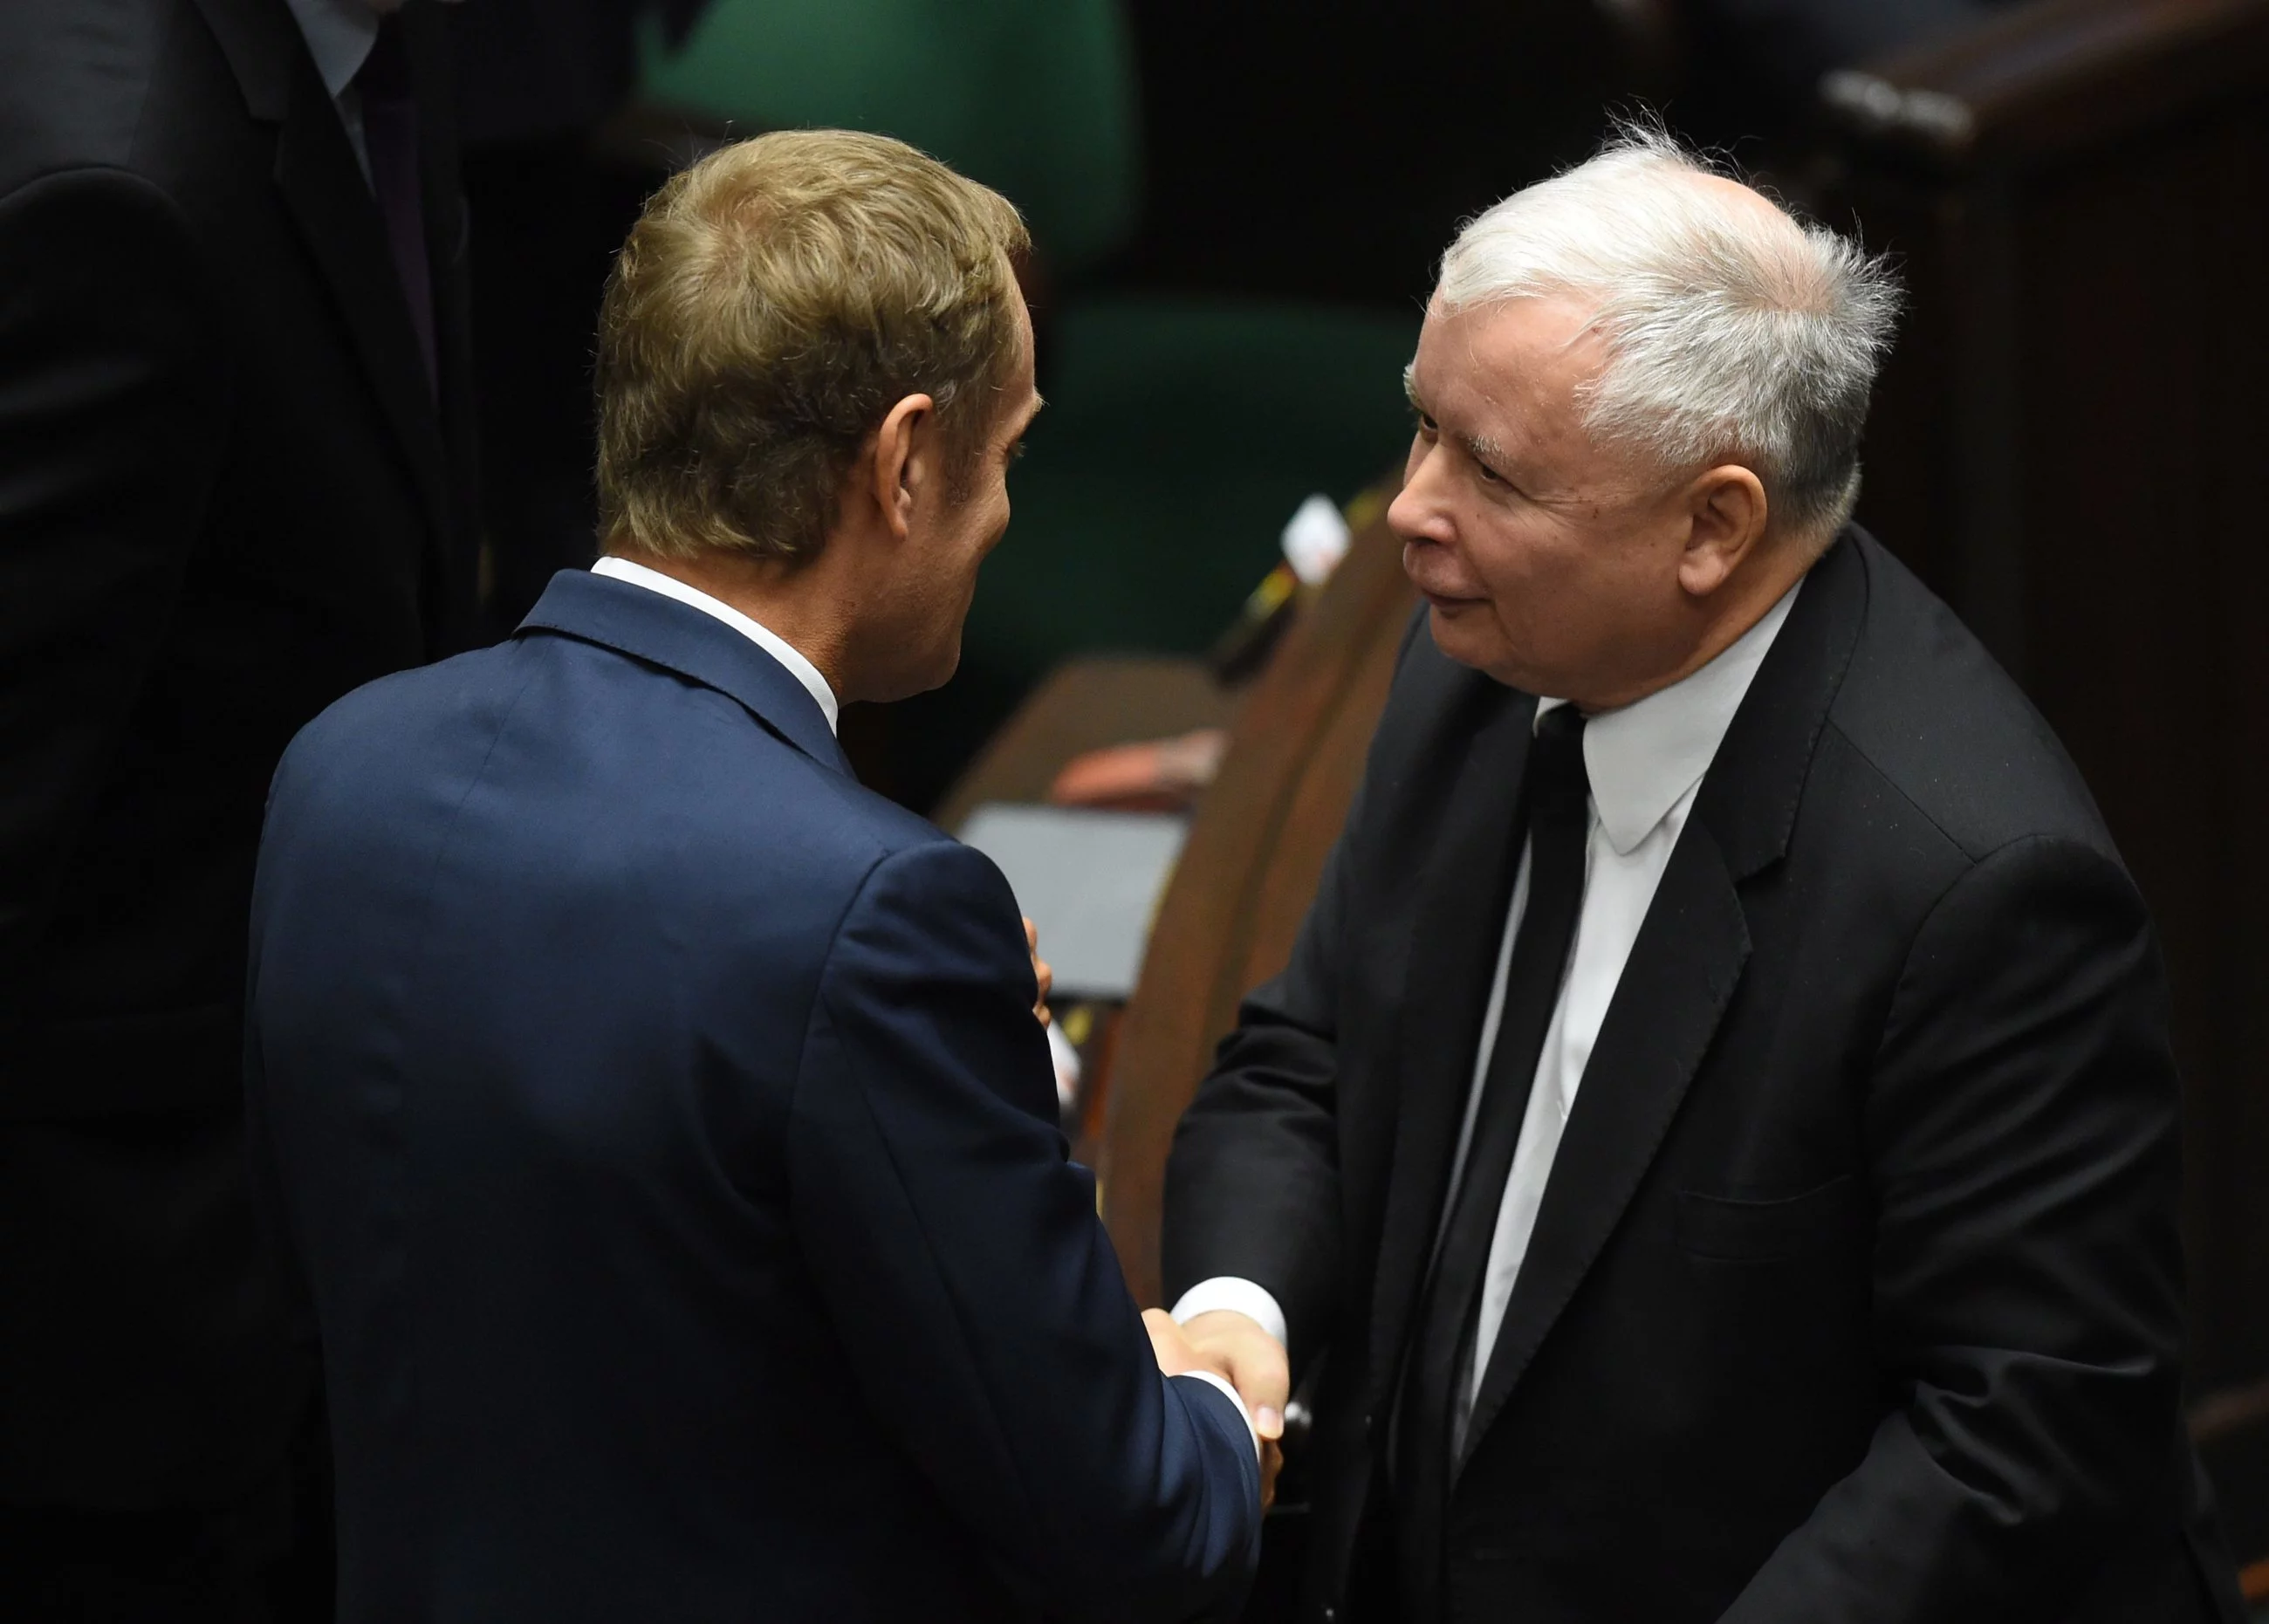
xmin=1874 ymin=831 xmax=2130 ymax=1066
xmin=0 ymin=162 xmax=189 ymax=223
xmin=1820 ymin=716 xmax=1982 ymax=862
xmin=785 ymin=834 xmax=922 ymax=1121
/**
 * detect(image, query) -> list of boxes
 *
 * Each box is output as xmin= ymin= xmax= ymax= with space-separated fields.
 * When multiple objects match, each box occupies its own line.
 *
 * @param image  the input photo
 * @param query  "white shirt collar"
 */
xmin=282 ymin=0 xmax=380 ymax=99
xmin=590 ymin=556 xmax=841 ymax=736
xmin=1536 ymin=580 xmax=1802 ymax=857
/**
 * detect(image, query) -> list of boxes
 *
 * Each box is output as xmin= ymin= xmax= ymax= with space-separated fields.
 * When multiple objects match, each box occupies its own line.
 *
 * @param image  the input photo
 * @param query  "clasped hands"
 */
xmin=1141 ymin=1308 xmax=1288 ymax=1510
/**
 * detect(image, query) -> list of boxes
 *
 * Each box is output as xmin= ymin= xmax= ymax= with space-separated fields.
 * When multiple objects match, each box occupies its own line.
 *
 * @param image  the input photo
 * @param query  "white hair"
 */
xmin=1435 ymin=121 xmax=1901 ymax=545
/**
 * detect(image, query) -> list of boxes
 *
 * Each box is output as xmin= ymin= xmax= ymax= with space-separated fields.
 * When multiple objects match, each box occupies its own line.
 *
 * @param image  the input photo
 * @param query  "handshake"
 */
xmin=1023 ymin=923 xmax=1286 ymax=1505
xmin=1025 ymin=922 xmax=1286 ymax=1504
xmin=1141 ymin=1308 xmax=1289 ymax=1508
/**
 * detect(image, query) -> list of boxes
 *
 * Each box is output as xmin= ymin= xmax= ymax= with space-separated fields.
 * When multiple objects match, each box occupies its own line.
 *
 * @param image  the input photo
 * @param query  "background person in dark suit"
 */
xmin=0 ymin=1 xmax=476 ymax=1617
xmin=1160 ymin=126 xmax=2248 ymax=1623
xmin=444 ymin=0 xmax=712 ymax=637
xmin=244 ymin=131 xmax=1265 ymax=1622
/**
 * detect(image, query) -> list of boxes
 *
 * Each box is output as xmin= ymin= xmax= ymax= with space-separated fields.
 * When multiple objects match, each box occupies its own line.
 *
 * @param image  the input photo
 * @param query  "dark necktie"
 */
xmin=356 ymin=16 xmax=438 ymax=395
xmin=1394 ymin=702 xmax=1591 ymax=1618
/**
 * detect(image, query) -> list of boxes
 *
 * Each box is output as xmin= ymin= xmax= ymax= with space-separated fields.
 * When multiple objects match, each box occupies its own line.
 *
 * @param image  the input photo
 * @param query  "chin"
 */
xmin=895 ymin=644 xmax=962 ymax=702
xmin=1426 ymin=603 xmax=1500 ymax=668
xmin=1429 ymin=607 xmax=1542 ymax=689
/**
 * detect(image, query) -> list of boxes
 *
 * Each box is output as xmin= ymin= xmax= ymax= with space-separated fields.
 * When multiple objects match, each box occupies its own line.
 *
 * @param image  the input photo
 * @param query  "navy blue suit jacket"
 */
xmin=245 ymin=570 xmax=1261 ymax=1622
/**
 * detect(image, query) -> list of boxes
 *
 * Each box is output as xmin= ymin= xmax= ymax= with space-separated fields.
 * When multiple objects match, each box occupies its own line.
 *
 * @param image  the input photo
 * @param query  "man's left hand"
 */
xmin=1023 ymin=915 xmax=1052 ymax=1024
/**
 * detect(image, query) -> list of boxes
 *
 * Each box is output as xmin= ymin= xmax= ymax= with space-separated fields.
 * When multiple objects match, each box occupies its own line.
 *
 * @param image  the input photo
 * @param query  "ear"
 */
xmin=1676 ymin=463 xmax=1769 ymax=598
xmin=866 ymin=393 xmax=936 ymax=542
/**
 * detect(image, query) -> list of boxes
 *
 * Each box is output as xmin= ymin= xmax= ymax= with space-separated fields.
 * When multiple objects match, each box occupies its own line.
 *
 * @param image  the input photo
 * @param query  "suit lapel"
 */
xmin=1456 ymin=822 xmax=1749 ymax=1464
xmin=1451 ymin=530 xmax=1872 ymax=1470
xmin=1365 ymin=683 xmax=1536 ymax=1414
xmin=274 ymin=58 xmax=453 ymax=545
xmin=187 ymin=0 xmax=292 ymax=120
xmin=193 ymin=0 xmax=453 ymax=553
xmin=403 ymin=0 xmax=478 ymax=647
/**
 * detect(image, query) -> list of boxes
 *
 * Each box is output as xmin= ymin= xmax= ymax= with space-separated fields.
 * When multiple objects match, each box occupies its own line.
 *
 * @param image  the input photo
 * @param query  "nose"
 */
xmin=1388 ymin=441 xmax=1456 ymax=550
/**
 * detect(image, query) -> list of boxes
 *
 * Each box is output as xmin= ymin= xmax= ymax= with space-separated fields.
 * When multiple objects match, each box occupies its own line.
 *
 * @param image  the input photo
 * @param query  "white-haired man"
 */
xmin=1158 ymin=127 xmax=2248 ymax=1622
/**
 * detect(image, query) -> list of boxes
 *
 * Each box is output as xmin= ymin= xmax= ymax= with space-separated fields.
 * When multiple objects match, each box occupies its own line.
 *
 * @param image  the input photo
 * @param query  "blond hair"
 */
xmin=594 ymin=130 xmax=1031 ymax=564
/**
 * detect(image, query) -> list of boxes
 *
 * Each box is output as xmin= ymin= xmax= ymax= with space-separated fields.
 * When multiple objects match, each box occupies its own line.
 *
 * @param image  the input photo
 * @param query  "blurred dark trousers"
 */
xmin=0 ymin=1431 xmax=331 ymax=1624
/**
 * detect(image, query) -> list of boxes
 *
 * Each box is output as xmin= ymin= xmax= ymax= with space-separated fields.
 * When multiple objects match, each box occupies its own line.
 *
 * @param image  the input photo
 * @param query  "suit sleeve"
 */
xmin=1722 ymin=835 xmax=2189 ymax=1622
xmin=0 ymin=168 xmax=227 ymax=1038
xmin=1159 ymin=608 xmax=1430 ymax=1369
xmin=789 ymin=839 xmax=1261 ymax=1624
xmin=1160 ymin=808 xmax=1354 ymax=1373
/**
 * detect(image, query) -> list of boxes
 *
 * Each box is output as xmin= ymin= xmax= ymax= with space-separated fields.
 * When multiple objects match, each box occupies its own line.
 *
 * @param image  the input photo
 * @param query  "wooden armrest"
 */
xmin=931 ymin=655 xmax=1233 ymax=835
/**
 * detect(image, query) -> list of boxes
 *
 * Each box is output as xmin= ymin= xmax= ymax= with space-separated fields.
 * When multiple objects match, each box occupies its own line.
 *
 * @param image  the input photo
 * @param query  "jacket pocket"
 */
xmin=1676 ymin=1174 xmax=1860 ymax=1262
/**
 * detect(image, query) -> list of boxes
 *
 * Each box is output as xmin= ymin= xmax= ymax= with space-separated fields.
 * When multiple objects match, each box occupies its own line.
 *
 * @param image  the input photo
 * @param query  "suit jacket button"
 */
xmin=1321 ymin=1609 xmax=1336 ymax=1623
xmin=1362 ymin=1410 xmax=1375 ymax=1437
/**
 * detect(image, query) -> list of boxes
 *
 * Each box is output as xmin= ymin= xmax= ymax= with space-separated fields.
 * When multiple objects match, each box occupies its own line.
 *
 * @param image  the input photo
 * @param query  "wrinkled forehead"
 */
xmin=1411 ymin=296 xmax=1611 ymax=447
xmin=1420 ymin=291 xmax=1605 ymax=370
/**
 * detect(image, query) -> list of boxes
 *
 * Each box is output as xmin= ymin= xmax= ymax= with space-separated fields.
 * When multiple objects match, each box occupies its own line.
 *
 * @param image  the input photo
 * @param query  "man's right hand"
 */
xmin=1143 ymin=1308 xmax=1285 ymax=1509
xmin=1175 ymin=1311 xmax=1289 ymax=1444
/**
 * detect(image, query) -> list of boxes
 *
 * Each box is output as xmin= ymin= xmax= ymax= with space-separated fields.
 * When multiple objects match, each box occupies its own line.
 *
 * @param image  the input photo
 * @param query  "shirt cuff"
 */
xmin=1172 ymin=1368 xmax=1262 ymax=1464
xmin=1169 ymin=1277 xmax=1288 ymax=1349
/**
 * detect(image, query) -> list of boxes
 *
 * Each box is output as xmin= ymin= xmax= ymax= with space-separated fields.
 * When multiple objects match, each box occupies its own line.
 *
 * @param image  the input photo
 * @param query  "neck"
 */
xmin=1577 ymin=541 xmax=1811 ymax=713
xmin=607 ymin=544 xmax=856 ymax=700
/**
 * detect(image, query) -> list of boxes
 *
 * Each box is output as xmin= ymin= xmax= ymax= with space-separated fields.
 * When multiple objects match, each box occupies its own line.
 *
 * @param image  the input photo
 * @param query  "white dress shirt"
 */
xmin=1175 ymin=582 xmax=1801 ymax=1447
xmin=591 ymin=556 xmax=840 ymax=735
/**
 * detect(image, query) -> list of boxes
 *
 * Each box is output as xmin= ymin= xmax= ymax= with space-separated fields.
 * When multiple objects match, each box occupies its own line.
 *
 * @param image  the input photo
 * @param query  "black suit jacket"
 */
xmin=0 ymin=0 xmax=476 ymax=1507
xmin=1163 ymin=531 xmax=2247 ymax=1622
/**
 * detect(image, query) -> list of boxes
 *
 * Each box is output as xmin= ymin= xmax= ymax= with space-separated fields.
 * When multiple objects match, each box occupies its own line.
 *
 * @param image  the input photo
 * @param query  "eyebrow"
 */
xmin=1403 ymin=364 xmax=1513 ymax=473
xmin=1462 ymin=428 xmax=1513 ymax=472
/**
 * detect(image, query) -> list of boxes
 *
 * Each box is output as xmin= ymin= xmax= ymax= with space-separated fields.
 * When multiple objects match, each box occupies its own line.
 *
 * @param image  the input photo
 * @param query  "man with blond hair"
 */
xmin=1161 ymin=126 xmax=2246 ymax=1621
xmin=243 ymin=131 xmax=1264 ymax=1622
